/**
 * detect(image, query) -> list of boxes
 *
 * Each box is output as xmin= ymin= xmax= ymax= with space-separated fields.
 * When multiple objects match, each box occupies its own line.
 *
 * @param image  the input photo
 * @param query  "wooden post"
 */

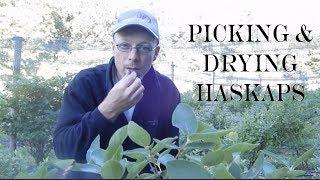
xmin=171 ymin=62 xmax=175 ymax=82
xmin=9 ymin=36 xmax=23 ymax=152
xmin=212 ymin=71 xmax=215 ymax=106
xmin=12 ymin=36 xmax=23 ymax=75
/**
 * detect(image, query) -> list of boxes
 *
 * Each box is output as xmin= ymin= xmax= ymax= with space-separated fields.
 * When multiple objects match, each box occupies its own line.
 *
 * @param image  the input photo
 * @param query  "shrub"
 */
xmin=22 ymin=103 xmax=316 ymax=179
xmin=0 ymin=146 xmax=36 ymax=179
xmin=237 ymin=94 xmax=319 ymax=165
xmin=0 ymin=75 xmax=70 ymax=164
xmin=182 ymin=89 xmax=320 ymax=168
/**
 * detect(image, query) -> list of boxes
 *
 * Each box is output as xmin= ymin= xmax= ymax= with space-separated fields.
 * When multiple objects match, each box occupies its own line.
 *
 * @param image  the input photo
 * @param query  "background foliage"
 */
xmin=13 ymin=103 xmax=318 ymax=179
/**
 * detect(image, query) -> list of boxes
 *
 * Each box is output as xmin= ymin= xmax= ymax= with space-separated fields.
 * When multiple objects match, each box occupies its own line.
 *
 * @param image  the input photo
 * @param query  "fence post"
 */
xmin=9 ymin=36 xmax=23 ymax=152
xmin=171 ymin=62 xmax=175 ymax=81
xmin=212 ymin=71 xmax=216 ymax=107
xmin=12 ymin=36 xmax=23 ymax=75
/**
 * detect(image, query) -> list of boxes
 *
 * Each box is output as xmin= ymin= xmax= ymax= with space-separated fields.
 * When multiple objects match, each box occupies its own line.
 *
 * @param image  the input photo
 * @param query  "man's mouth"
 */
xmin=126 ymin=67 xmax=140 ymax=71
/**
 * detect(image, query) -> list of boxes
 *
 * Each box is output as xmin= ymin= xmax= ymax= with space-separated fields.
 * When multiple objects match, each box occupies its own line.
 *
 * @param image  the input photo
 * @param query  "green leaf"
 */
xmin=154 ymin=138 xmax=178 ymax=149
xmin=119 ymin=158 xmax=129 ymax=169
xmin=86 ymin=135 xmax=100 ymax=162
xmin=185 ymin=142 xmax=214 ymax=150
xmin=241 ymin=153 xmax=264 ymax=179
xmin=223 ymin=153 xmax=235 ymax=164
xmin=188 ymin=129 xmax=232 ymax=142
xmin=36 ymin=165 xmax=48 ymax=179
xmin=109 ymin=125 xmax=127 ymax=147
xmin=227 ymin=132 xmax=238 ymax=142
xmin=262 ymin=160 xmax=276 ymax=176
xmin=102 ymin=126 xmax=128 ymax=164
xmin=213 ymin=138 xmax=222 ymax=150
xmin=266 ymin=167 xmax=289 ymax=179
xmin=201 ymin=149 xmax=224 ymax=166
xmin=185 ymin=154 xmax=202 ymax=164
xmin=214 ymin=129 xmax=234 ymax=136
xmin=200 ymin=127 xmax=217 ymax=133
xmin=262 ymin=150 xmax=291 ymax=168
xmin=150 ymin=136 xmax=178 ymax=154
xmin=90 ymin=148 xmax=105 ymax=166
xmin=15 ymin=173 xmax=38 ymax=179
xmin=229 ymin=162 xmax=241 ymax=179
xmin=196 ymin=121 xmax=211 ymax=133
xmin=17 ymin=162 xmax=50 ymax=179
xmin=127 ymin=121 xmax=151 ymax=147
xmin=188 ymin=132 xmax=219 ymax=142
xmin=101 ymin=160 xmax=124 ymax=179
xmin=138 ymin=173 xmax=159 ymax=179
xmin=212 ymin=164 xmax=235 ymax=179
xmin=224 ymin=143 xmax=259 ymax=163
xmin=292 ymin=147 xmax=316 ymax=169
xmin=172 ymin=103 xmax=198 ymax=135
xmin=104 ymin=145 xmax=123 ymax=161
xmin=47 ymin=168 xmax=59 ymax=179
xmin=225 ymin=143 xmax=259 ymax=154
xmin=91 ymin=135 xmax=101 ymax=149
xmin=122 ymin=148 xmax=149 ymax=161
xmin=159 ymin=148 xmax=171 ymax=157
xmin=53 ymin=159 xmax=75 ymax=170
xmin=71 ymin=163 xmax=100 ymax=174
xmin=166 ymin=160 xmax=212 ymax=179
xmin=83 ymin=127 xmax=127 ymax=169
xmin=287 ymin=170 xmax=305 ymax=177
xmin=126 ymin=160 xmax=149 ymax=179
xmin=158 ymin=153 xmax=175 ymax=165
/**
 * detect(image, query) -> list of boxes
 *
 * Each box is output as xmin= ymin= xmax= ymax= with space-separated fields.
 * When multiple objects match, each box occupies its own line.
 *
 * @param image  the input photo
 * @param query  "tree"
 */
xmin=0 ymin=74 xmax=70 ymax=164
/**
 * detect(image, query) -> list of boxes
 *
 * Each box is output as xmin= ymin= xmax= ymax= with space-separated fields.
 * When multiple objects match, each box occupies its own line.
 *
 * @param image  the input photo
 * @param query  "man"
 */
xmin=53 ymin=9 xmax=180 ymax=175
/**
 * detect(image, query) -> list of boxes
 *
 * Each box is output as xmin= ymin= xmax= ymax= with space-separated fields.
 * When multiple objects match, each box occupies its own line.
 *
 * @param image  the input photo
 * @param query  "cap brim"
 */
xmin=112 ymin=20 xmax=159 ymax=40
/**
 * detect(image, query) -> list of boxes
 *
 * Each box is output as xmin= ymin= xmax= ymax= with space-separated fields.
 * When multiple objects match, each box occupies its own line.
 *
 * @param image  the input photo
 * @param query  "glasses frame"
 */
xmin=115 ymin=42 xmax=157 ymax=54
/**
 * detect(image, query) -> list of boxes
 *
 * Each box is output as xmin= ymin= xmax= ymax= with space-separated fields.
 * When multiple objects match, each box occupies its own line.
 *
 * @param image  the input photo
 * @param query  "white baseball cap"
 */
xmin=112 ymin=9 xmax=159 ymax=41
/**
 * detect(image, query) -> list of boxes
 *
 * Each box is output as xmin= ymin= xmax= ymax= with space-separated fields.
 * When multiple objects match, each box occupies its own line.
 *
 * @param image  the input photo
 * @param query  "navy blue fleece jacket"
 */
xmin=53 ymin=57 xmax=180 ymax=163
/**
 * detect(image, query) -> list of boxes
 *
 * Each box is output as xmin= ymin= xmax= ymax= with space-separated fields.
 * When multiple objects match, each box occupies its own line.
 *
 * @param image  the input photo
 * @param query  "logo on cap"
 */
xmin=136 ymin=12 xmax=152 ymax=23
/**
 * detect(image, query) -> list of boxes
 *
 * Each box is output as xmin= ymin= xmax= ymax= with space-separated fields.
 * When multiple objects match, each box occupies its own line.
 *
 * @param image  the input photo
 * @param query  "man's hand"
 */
xmin=98 ymin=71 xmax=144 ymax=121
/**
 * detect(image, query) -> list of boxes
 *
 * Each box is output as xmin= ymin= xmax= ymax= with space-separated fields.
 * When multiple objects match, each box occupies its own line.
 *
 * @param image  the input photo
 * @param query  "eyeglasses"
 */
xmin=116 ymin=42 xmax=156 ymax=54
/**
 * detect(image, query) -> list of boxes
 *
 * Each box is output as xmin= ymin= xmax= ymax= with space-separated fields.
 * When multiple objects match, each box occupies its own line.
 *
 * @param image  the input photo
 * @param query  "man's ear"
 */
xmin=111 ymin=34 xmax=117 ymax=52
xmin=153 ymin=46 xmax=160 ymax=61
xmin=111 ymin=41 xmax=115 ymax=51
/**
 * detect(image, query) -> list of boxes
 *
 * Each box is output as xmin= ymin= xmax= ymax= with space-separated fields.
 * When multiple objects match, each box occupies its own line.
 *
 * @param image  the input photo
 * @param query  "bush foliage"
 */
xmin=17 ymin=103 xmax=316 ymax=179
xmin=0 ymin=75 xmax=70 ymax=163
xmin=183 ymin=88 xmax=320 ymax=166
xmin=0 ymin=146 xmax=36 ymax=179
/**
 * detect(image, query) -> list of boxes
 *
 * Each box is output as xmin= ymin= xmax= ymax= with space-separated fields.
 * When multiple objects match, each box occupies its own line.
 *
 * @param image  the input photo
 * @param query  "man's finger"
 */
xmin=126 ymin=77 xmax=142 ymax=95
xmin=120 ymin=71 xmax=137 ymax=86
xmin=118 ymin=72 xmax=137 ymax=87
xmin=131 ymin=85 xmax=144 ymax=102
xmin=133 ymin=90 xmax=144 ymax=104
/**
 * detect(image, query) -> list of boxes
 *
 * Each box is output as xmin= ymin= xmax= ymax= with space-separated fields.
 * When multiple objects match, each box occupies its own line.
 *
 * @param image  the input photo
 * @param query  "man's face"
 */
xmin=112 ymin=29 xmax=160 ymax=79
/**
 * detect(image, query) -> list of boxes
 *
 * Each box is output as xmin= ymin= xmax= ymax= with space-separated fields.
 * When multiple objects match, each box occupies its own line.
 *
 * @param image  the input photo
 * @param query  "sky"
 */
xmin=109 ymin=0 xmax=320 ymax=92
xmin=1 ymin=0 xmax=320 ymax=92
xmin=48 ymin=0 xmax=320 ymax=36
xmin=3 ymin=0 xmax=319 ymax=39
xmin=107 ymin=0 xmax=320 ymax=32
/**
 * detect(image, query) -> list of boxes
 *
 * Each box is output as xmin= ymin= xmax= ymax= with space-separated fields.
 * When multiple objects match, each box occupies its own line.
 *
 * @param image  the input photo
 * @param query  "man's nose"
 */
xmin=128 ymin=48 xmax=139 ymax=61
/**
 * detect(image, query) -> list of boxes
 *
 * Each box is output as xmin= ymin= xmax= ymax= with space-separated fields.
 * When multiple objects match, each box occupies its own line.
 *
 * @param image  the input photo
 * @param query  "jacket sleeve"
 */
xmin=53 ymin=73 xmax=112 ymax=162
